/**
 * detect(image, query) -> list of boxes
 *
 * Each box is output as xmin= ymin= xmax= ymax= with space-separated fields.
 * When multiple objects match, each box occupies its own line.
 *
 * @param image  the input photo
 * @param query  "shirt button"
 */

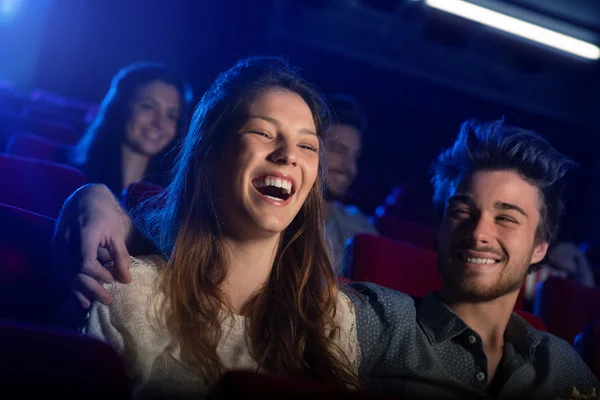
xmin=468 ymin=335 xmax=477 ymax=344
xmin=476 ymin=372 xmax=486 ymax=382
xmin=78 ymin=326 xmax=88 ymax=335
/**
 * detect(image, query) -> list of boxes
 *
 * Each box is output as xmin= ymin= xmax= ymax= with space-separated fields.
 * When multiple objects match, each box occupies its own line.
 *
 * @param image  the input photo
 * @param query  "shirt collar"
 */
xmin=417 ymin=292 xmax=542 ymax=354
xmin=417 ymin=292 xmax=470 ymax=344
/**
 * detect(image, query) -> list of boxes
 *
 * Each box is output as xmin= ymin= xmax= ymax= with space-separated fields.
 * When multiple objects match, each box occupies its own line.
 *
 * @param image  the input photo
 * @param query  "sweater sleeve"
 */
xmin=86 ymin=255 xmax=173 ymax=389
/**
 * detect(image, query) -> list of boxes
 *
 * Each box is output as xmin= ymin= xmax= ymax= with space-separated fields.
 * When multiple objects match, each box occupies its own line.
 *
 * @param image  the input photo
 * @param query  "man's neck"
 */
xmin=221 ymin=234 xmax=280 ymax=315
xmin=442 ymin=291 xmax=518 ymax=351
xmin=121 ymin=145 xmax=151 ymax=190
xmin=442 ymin=291 xmax=519 ymax=383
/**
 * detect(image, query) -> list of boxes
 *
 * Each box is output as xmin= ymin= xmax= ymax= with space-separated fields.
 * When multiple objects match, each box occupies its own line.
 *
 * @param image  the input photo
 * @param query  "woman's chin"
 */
xmin=249 ymin=215 xmax=292 ymax=237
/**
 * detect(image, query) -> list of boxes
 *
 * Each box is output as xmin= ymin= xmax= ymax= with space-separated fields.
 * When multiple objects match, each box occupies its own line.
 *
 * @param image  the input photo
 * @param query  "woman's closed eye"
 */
xmin=248 ymin=130 xmax=273 ymax=139
xmin=450 ymin=208 xmax=471 ymax=218
xmin=299 ymin=143 xmax=318 ymax=152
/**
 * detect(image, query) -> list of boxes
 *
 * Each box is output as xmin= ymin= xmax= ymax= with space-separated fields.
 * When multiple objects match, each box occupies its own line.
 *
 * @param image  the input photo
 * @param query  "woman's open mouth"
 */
xmin=252 ymin=175 xmax=295 ymax=203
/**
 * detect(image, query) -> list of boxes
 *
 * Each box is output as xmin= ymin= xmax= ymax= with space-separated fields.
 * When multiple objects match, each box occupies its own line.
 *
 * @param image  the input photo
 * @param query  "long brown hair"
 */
xmin=142 ymin=57 xmax=359 ymax=386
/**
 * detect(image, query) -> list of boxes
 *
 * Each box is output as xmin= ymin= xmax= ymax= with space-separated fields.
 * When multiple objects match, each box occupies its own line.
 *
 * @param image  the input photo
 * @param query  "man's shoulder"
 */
xmin=346 ymin=282 xmax=417 ymax=323
xmin=537 ymin=330 xmax=583 ymax=359
xmin=534 ymin=330 xmax=599 ymax=391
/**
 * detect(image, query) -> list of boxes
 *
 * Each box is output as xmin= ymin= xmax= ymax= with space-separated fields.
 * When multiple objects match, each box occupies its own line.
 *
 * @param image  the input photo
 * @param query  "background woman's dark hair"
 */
xmin=70 ymin=62 xmax=193 ymax=194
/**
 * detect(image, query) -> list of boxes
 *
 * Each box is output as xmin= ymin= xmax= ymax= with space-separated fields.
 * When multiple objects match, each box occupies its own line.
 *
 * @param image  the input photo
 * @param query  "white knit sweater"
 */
xmin=87 ymin=255 xmax=360 ymax=399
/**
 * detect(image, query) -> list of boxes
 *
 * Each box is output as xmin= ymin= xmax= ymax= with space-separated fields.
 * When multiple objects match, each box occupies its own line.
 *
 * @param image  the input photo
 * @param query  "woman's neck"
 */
xmin=121 ymin=145 xmax=151 ymax=191
xmin=221 ymin=234 xmax=280 ymax=315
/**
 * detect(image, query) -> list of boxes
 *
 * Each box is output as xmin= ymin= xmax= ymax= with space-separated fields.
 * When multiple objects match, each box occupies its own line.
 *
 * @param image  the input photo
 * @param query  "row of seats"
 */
xmin=0 ymin=86 xmax=96 ymax=136
xmin=0 ymin=152 xmax=86 ymax=218
xmin=0 ymin=203 xmax=68 ymax=325
xmin=0 ymin=134 xmax=163 ymax=219
xmin=16 ymin=319 xmax=418 ymax=398
xmin=7 ymin=132 xmax=70 ymax=162
xmin=535 ymin=277 xmax=600 ymax=344
xmin=0 ymin=320 xmax=130 ymax=397
xmin=1 ymin=319 xmax=398 ymax=399
xmin=0 ymin=115 xmax=81 ymax=151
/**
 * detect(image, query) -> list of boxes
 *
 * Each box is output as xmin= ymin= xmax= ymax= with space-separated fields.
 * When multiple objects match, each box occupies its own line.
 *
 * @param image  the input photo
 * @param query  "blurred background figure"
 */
xmin=323 ymin=94 xmax=378 ymax=271
xmin=69 ymin=62 xmax=193 ymax=194
xmin=545 ymin=242 xmax=596 ymax=288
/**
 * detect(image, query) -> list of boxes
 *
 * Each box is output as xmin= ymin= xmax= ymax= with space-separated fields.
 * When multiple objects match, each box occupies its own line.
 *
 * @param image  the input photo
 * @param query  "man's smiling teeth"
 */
xmin=253 ymin=176 xmax=292 ymax=195
xmin=463 ymin=256 xmax=498 ymax=264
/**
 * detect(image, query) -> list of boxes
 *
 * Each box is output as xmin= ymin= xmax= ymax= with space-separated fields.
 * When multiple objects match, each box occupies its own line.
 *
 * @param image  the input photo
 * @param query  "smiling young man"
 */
xmin=354 ymin=119 xmax=598 ymax=399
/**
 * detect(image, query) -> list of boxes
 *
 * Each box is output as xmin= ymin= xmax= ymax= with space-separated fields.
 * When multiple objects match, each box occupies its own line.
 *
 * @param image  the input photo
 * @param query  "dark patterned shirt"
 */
xmin=350 ymin=282 xmax=598 ymax=399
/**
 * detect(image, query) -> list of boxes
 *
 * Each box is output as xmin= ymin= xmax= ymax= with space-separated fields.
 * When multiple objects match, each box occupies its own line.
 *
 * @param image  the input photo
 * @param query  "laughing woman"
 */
xmin=85 ymin=57 xmax=360 ymax=398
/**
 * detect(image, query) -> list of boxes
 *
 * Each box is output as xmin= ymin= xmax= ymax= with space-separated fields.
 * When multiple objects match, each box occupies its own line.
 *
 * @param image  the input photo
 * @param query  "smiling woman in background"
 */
xmin=69 ymin=62 xmax=193 ymax=194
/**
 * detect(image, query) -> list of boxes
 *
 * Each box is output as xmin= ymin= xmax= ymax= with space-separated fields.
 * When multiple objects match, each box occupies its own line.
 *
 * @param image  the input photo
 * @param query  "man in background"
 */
xmin=324 ymin=94 xmax=378 ymax=272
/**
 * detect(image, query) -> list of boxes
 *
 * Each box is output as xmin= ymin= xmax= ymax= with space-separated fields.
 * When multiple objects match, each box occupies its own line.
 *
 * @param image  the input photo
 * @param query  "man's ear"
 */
xmin=531 ymin=241 xmax=549 ymax=264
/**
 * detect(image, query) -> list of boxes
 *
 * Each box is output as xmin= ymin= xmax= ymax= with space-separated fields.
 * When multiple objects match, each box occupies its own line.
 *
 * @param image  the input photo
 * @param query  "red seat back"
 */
xmin=375 ymin=215 xmax=436 ymax=250
xmin=208 ymin=370 xmax=396 ymax=399
xmin=0 ymin=153 xmax=86 ymax=218
xmin=534 ymin=277 xmax=600 ymax=343
xmin=574 ymin=321 xmax=600 ymax=380
xmin=0 ymin=204 xmax=69 ymax=324
xmin=6 ymin=133 xmax=70 ymax=163
xmin=121 ymin=181 xmax=163 ymax=210
xmin=0 ymin=320 xmax=131 ymax=397
xmin=21 ymin=117 xmax=80 ymax=144
xmin=349 ymin=233 xmax=441 ymax=299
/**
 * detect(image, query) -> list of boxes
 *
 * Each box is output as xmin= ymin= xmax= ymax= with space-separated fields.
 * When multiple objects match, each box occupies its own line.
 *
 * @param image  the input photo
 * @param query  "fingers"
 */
xmin=81 ymin=258 xmax=114 ymax=284
xmin=76 ymin=273 xmax=113 ymax=305
xmin=97 ymin=247 xmax=112 ymax=265
xmin=109 ymin=238 xmax=132 ymax=284
xmin=79 ymin=222 xmax=107 ymax=270
xmin=74 ymin=290 xmax=91 ymax=310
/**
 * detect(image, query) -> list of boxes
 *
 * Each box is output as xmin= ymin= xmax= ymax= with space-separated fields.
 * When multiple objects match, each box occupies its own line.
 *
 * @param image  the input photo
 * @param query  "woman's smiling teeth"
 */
xmin=253 ymin=176 xmax=294 ymax=201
